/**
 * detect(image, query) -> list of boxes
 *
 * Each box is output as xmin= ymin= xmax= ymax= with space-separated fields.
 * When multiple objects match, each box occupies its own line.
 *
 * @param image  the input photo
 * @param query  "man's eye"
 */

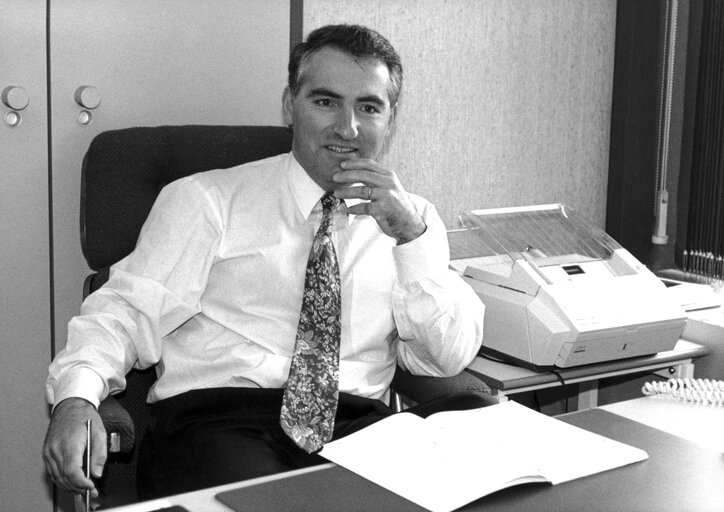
xmin=361 ymin=105 xmax=380 ymax=114
xmin=315 ymin=98 xmax=333 ymax=107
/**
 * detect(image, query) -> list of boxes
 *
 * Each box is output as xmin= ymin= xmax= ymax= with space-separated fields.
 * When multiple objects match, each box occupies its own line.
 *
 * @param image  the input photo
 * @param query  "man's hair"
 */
xmin=287 ymin=24 xmax=403 ymax=108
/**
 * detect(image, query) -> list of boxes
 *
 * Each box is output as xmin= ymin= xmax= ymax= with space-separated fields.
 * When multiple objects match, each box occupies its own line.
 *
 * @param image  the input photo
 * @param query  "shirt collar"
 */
xmin=285 ymin=152 xmax=363 ymax=220
xmin=286 ymin=152 xmax=324 ymax=220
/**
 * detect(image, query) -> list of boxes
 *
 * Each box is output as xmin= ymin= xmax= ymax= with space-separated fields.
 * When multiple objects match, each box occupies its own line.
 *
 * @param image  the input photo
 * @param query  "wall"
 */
xmin=304 ymin=0 xmax=617 ymax=229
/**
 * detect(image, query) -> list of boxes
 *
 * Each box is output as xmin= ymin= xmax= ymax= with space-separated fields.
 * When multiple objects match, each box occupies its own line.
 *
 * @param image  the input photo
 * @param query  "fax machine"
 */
xmin=449 ymin=204 xmax=686 ymax=370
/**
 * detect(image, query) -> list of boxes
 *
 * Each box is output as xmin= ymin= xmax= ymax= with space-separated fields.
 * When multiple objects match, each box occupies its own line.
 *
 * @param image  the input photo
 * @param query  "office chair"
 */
xmin=79 ymin=124 xmax=491 ymax=508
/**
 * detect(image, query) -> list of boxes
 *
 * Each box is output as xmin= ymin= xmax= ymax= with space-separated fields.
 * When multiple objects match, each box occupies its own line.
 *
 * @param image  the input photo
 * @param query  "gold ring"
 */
xmin=367 ymin=186 xmax=372 ymax=201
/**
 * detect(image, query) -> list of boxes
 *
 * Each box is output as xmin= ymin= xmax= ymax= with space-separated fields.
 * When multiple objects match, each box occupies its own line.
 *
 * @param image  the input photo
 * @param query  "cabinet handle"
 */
xmin=74 ymin=86 xmax=102 ymax=109
xmin=2 ymin=86 xmax=29 ymax=110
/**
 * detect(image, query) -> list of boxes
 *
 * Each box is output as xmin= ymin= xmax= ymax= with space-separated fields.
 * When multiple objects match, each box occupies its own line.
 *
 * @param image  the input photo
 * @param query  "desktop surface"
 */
xmin=106 ymin=406 xmax=724 ymax=512
xmin=212 ymin=408 xmax=724 ymax=512
xmin=602 ymin=394 xmax=724 ymax=453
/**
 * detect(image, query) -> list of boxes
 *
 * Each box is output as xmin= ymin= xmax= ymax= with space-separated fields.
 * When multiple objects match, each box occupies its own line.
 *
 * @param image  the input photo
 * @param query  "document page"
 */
xmin=320 ymin=401 xmax=648 ymax=512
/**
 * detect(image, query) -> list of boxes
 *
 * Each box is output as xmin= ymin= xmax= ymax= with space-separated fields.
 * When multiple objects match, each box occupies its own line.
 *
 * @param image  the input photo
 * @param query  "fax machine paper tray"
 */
xmin=450 ymin=204 xmax=686 ymax=370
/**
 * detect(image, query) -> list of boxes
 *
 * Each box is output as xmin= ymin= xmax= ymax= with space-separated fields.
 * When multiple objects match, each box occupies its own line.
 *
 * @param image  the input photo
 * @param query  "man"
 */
xmin=43 ymin=24 xmax=485 ymax=502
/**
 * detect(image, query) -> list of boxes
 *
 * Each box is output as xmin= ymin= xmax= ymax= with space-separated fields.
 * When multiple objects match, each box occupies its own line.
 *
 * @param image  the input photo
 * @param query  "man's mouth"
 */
xmin=326 ymin=145 xmax=357 ymax=155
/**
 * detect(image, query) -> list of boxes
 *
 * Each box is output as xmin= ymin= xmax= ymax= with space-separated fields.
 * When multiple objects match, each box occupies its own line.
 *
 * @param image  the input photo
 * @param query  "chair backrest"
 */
xmin=80 ymin=124 xmax=292 ymax=507
xmin=82 ymin=124 xmax=293 ymax=276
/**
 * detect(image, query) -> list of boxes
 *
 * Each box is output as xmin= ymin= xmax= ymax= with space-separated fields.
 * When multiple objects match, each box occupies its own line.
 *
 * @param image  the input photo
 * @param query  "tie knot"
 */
xmin=321 ymin=192 xmax=340 ymax=215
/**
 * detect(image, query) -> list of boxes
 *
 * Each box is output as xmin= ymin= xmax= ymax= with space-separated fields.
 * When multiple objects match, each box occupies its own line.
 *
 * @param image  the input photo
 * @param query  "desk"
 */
xmin=104 ymin=406 xmax=724 ymax=512
xmin=466 ymin=339 xmax=708 ymax=410
xmin=601 ymin=395 xmax=724 ymax=452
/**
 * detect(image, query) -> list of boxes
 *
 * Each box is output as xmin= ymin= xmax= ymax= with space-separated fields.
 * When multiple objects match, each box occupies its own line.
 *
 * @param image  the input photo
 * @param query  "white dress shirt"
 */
xmin=47 ymin=152 xmax=484 ymax=407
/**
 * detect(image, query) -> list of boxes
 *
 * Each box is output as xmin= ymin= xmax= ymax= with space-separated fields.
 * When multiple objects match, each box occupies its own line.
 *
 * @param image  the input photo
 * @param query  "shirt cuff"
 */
xmin=393 ymin=226 xmax=447 ymax=284
xmin=52 ymin=366 xmax=106 ymax=411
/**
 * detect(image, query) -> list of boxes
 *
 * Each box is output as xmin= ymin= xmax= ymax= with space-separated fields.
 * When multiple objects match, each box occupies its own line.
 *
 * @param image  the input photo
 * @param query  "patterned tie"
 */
xmin=280 ymin=192 xmax=342 ymax=453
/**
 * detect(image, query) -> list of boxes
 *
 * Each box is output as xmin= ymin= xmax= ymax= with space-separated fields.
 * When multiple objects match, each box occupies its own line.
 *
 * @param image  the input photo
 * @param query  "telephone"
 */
xmin=642 ymin=378 xmax=724 ymax=406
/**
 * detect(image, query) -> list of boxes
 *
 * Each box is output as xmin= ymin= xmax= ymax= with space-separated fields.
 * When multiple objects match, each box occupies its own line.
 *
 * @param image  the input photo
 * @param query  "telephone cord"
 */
xmin=642 ymin=378 xmax=724 ymax=406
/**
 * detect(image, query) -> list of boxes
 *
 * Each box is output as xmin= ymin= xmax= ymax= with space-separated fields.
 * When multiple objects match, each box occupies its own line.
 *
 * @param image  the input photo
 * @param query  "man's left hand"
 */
xmin=333 ymin=158 xmax=427 ymax=244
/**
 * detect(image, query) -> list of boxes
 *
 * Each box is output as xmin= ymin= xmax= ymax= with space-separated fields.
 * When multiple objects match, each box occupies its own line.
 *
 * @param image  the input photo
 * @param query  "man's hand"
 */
xmin=333 ymin=158 xmax=427 ymax=244
xmin=43 ymin=398 xmax=106 ymax=500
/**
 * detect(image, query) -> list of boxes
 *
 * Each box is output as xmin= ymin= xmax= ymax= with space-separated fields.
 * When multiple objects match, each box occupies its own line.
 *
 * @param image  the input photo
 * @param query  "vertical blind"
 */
xmin=684 ymin=0 xmax=724 ymax=282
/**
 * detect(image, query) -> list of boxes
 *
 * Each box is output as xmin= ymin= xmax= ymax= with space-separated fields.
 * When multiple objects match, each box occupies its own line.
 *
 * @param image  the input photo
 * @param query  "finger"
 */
xmin=73 ymin=489 xmax=102 ymax=511
xmin=46 ymin=450 xmax=91 ymax=494
xmin=333 ymin=168 xmax=384 ymax=187
xmin=43 ymin=449 xmax=66 ymax=491
xmin=339 ymin=158 xmax=384 ymax=172
xmin=90 ymin=422 xmax=107 ymax=479
xmin=346 ymin=201 xmax=373 ymax=217
xmin=43 ymin=433 xmax=86 ymax=493
xmin=61 ymin=448 xmax=95 ymax=494
xmin=334 ymin=185 xmax=376 ymax=201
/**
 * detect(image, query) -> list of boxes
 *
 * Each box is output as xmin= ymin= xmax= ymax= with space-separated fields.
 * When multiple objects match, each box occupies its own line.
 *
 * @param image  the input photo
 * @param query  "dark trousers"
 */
xmin=137 ymin=387 xmax=489 ymax=500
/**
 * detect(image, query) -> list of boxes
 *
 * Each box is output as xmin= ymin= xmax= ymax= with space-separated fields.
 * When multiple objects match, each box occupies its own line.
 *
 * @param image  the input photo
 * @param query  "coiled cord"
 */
xmin=642 ymin=378 xmax=724 ymax=406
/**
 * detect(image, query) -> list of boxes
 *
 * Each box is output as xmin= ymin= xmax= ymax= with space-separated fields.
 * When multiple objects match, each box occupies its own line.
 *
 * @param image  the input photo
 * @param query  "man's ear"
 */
xmin=282 ymin=86 xmax=293 ymax=126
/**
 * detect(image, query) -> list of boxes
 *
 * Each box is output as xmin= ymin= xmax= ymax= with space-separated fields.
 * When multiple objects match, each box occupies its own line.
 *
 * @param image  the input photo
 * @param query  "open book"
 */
xmin=320 ymin=401 xmax=648 ymax=512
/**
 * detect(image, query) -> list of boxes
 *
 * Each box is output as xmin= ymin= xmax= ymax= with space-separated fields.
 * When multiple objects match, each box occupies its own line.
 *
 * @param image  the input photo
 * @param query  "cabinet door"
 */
xmin=50 ymin=0 xmax=290 ymax=350
xmin=0 ymin=1 xmax=53 ymax=510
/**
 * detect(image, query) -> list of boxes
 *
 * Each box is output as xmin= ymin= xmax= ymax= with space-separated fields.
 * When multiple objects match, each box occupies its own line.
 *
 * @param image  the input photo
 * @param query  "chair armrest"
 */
xmin=391 ymin=366 xmax=496 ymax=408
xmin=98 ymin=396 xmax=135 ymax=453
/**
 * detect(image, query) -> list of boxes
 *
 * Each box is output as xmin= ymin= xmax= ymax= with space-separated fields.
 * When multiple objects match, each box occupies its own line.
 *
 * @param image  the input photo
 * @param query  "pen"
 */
xmin=86 ymin=419 xmax=91 ymax=512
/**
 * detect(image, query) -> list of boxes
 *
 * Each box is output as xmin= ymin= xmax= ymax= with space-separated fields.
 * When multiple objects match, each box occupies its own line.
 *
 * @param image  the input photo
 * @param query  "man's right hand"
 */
xmin=42 ymin=398 xmax=106 ymax=499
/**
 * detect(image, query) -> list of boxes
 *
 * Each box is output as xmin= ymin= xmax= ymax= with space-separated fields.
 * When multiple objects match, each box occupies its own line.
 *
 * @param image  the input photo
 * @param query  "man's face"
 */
xmin=283 ymin=46 xmax=395 ymax=191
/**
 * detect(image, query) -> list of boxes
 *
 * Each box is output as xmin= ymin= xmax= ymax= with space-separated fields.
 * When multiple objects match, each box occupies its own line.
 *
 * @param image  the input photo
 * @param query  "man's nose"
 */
xmin=333 ymin=109 xmax=359 ymax=140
